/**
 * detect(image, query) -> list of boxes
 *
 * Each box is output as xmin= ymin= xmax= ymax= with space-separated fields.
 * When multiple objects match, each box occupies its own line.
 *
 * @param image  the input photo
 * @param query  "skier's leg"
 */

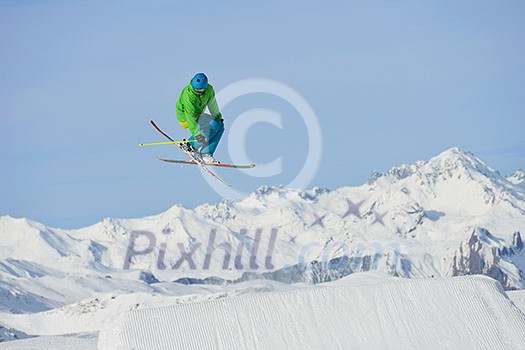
xmin=196 ymin=114 xmax=223 ymax=155
xmin=190 ymin=114 xmax=214 ymax=151
xmin=203 ymin=119 xmax=224 ymax=155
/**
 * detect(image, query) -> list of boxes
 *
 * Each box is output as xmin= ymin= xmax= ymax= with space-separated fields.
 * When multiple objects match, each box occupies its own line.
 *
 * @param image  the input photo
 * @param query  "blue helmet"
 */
xmin=191 ymin=73 xmax=208 ymax=89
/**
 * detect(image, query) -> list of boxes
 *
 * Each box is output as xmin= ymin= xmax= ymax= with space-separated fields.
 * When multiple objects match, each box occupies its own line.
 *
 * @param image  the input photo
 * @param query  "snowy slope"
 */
xmin=98 ymin=275 xmax=525 ymax=350
xmin=1 ymin=275 xmax=524 ymax=350
xmin=0 ymin=273 xmax=392 ymax=347
xmin=0 ymin=147 xmax=524 ymax=344
xmin=0 ymin=333 xmax=97 ymax=350
xmin=508 ymin=289 xmax=525 ymax=315
xmin=0 ymin=279 xmax=305 ymax=336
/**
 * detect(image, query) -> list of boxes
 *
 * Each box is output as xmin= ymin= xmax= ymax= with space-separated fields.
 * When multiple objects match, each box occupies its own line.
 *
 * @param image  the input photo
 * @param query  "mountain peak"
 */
xmin=437 ymin=146 xmax=471 ymax=157
xmin=371 ymin=147 xmax=501 ymax=185
xmin=434 ymin=146 xmax=466 ymax=157
xmin=508 ymin=169 xmax=525 ymax=185
xmin=429 ymin=147 xmax=482 ymax=168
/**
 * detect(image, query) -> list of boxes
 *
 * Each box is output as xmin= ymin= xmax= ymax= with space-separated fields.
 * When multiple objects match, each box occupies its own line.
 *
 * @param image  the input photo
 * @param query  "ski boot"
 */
xmin=201 ymin=153 xmax=220 ymax=164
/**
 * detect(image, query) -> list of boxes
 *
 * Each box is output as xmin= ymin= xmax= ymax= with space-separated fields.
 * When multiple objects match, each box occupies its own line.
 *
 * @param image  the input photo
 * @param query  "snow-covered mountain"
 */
xmin=508 ymin=168 xmax=525 ymax=188
xmin=1 ymin=147 xmax=524 ymax=343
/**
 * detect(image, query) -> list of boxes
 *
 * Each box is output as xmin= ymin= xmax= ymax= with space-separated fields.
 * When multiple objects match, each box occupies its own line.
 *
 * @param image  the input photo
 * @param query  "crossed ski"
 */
xmin=149 ymin=120 xmax=255 ymax=186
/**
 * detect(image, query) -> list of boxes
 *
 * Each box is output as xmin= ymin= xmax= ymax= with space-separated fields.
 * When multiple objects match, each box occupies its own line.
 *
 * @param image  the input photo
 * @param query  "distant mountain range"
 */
xmin=1 ymin=147 xmax=524 ymax=324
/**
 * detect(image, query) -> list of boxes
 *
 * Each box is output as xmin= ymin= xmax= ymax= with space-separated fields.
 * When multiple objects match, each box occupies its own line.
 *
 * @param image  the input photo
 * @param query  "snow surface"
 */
xmin=98 ymin=275 xmax=525 ymax=350
xmin=1 ymin=275 xmax=524 ymax=350
xmin=508 ymin=289 xmax=525 ymax=315
xmin=0 ymin=333 xmax=97 ymax=350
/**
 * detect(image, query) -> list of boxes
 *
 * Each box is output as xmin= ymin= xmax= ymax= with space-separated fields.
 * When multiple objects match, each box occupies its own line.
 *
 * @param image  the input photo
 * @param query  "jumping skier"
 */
xmin=176 ymin=73 xmax=224 ymax=164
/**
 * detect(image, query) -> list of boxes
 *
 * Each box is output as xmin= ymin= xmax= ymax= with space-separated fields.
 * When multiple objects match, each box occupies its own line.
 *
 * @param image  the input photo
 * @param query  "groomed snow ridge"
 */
xmin=98 ymin=275 xmax=525 ymax=350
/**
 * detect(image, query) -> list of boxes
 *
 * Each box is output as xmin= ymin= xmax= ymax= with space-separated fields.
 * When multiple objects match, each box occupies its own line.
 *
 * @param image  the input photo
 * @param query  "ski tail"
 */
xmin=150 ymin=120 xmax=176 ymax=142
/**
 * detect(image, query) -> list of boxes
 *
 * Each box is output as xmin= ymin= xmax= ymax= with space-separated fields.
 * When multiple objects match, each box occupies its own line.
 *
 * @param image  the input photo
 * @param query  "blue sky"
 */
xmin=1 ymin=0 xmax=524 ymax=228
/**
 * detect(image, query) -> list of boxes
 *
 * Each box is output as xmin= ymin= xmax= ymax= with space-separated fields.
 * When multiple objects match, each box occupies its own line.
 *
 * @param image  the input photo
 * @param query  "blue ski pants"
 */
xmin=188 ymin=113 xmax=224 ymax=155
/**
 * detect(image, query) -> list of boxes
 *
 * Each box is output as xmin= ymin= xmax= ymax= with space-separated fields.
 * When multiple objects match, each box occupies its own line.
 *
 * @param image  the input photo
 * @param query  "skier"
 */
xmin=176 ymin=73 xmax=224 ymax=164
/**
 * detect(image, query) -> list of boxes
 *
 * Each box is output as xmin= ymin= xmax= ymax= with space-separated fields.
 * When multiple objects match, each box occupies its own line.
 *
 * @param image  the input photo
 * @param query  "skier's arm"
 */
xmin=181 ymin=92 xmax=202 ymax=136
xmin=207 ymin=93 xmax=223 ymax=121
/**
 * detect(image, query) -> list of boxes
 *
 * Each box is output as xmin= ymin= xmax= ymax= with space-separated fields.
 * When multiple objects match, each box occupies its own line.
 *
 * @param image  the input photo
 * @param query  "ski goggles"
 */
xmin=194 ymin=87 xmax=206 ymax=94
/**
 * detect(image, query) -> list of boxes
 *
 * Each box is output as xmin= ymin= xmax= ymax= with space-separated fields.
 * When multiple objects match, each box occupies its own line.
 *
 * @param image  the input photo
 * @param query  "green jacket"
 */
xmin=176 ymin=82 xmax=222 ymax=137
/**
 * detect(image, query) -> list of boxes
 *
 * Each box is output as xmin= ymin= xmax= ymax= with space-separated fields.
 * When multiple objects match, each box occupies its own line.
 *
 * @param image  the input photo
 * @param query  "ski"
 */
xmin=157 ymin=158 xmax=256 ymax=169
xmin=150 ymin=120 xmax=231 ymax=187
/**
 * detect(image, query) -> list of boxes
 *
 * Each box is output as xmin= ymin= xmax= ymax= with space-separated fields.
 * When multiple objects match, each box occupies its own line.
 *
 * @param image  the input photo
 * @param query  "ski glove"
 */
xmin=195 ymin=134 xmax=208 ymax=148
